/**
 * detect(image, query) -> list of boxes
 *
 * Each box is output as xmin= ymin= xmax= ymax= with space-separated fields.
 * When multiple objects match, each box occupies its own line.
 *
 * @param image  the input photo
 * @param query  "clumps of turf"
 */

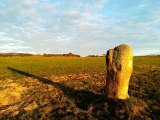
xmin=90 ymin=97 xmax=148 ymax=120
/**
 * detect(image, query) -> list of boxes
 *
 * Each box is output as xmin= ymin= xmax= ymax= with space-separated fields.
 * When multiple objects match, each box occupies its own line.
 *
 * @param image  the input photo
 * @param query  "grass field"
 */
xmin=0 ymin=57 xmax=160 ymax=119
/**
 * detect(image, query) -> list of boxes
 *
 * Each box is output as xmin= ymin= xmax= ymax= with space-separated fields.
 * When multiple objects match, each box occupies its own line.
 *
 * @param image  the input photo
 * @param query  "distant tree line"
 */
xmin=86 ymin=54 xmax=106 ymax=57
xmin=1 ymin=53 xmax=159 ymax=58
xmin=134 ymin=55 xmax=160 ymax=58
xmin=43 ymin=52 xmax=80 ymax=57
xmin=0 ymin=52 xmax=81 ymax=57
xmin=0 ymin=53 xmax=33 ymax=57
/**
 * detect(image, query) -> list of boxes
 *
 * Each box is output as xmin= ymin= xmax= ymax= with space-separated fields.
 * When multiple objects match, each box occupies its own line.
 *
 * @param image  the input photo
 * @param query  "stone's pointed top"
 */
xmin=105 ymin=44 xmax=133 ymax=100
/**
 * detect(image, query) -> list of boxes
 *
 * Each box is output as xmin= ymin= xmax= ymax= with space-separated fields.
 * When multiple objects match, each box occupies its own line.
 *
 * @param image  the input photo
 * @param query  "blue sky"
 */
xmin=0 ymin=0 xmax=160 ymax=56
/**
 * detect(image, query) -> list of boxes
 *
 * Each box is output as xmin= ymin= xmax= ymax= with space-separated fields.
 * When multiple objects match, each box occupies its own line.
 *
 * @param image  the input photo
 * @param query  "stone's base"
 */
xmin=105 ymin=92 xmax=130 ymax=100
xmin=105 ymin=44 xmax=133 ymax=100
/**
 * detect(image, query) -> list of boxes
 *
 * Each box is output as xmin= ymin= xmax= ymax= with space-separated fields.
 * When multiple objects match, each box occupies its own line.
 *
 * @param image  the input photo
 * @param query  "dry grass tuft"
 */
xmin=0 ymin=79 xmax=27 ymax=106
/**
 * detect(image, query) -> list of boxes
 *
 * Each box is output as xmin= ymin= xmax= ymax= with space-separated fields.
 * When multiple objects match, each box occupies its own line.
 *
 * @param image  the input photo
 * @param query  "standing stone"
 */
xmin=105 ymin=44 xmax=133 ymax=99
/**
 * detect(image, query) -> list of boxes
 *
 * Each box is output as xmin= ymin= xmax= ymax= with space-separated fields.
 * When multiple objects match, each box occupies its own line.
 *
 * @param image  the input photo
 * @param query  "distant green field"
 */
xmin=0 ymin=57 xmax=106 ymax=80
xmin=0 ymin=57 xmax=160 ymax=119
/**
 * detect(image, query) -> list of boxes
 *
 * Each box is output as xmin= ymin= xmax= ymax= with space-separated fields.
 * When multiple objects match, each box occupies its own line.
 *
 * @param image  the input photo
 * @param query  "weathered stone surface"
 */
xmin=105 ymin=44 xmax=133 ymax=99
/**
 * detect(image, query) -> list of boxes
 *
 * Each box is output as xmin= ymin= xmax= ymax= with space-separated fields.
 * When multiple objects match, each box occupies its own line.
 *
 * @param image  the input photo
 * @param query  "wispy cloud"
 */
xmin=0 ymin=0 xmax=159 ymax=56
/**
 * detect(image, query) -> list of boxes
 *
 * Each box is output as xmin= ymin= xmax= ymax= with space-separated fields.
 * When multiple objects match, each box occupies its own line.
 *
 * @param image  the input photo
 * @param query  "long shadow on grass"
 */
xmin=7 ymin=67 xmax=100 ymax=110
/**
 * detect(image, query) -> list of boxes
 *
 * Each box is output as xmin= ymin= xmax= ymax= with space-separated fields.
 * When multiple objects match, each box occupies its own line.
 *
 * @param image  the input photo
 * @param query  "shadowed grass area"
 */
xmin=7 ymin=67 xmax=100 ymax=110
xmin=91 ymin=97 xmax=148 ymax=120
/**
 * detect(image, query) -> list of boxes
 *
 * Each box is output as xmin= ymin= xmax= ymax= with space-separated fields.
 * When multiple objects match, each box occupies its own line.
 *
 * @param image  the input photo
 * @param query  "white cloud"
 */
xmin=18 ymin=0 xmax=37 ymax=6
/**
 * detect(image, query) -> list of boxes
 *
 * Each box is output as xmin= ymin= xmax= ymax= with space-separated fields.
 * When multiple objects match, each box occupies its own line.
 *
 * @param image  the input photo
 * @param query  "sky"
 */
xmin=0 ymin=0 xmax=160 ymax=56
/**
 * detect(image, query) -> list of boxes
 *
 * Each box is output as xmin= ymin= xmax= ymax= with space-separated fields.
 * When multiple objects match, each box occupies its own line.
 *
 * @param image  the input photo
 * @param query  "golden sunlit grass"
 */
xmin=0 ymin=56 xmax=160 ymax=119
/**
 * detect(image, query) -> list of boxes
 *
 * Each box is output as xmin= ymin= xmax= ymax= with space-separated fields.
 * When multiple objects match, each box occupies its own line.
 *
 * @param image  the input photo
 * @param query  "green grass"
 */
xmin=0 ymin=57 xmax=106 ymax=79
xmin=0 ymin=56 xmax=160 ymax=119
